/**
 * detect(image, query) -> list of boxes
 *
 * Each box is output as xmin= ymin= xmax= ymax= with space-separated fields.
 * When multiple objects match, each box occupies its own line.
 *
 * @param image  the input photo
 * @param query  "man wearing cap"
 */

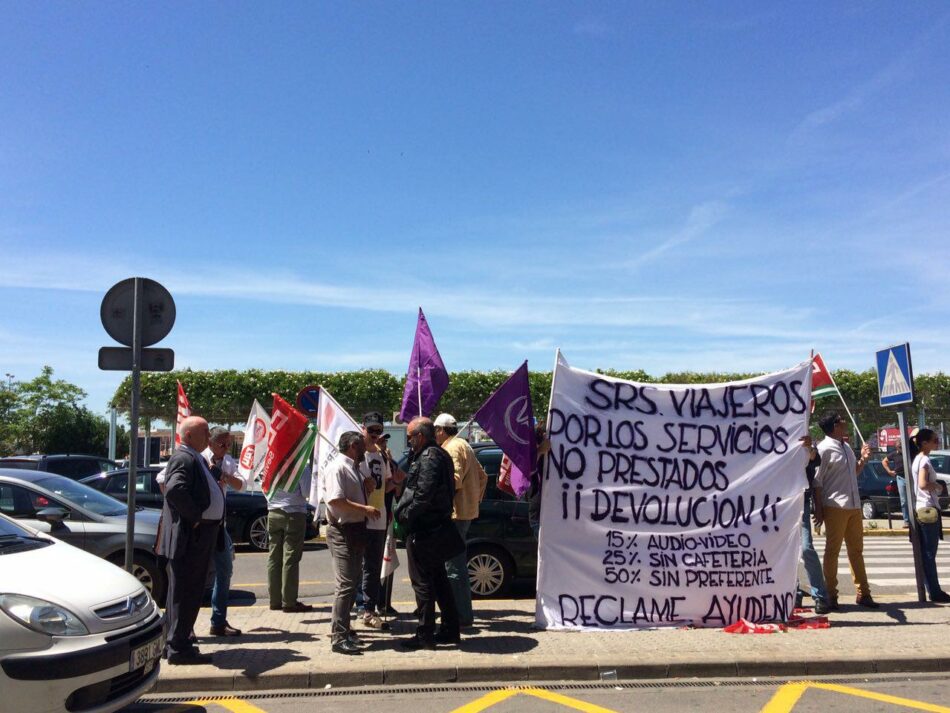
xmin=358 ymin=412 xmax=405 ymax=629
xmin=434 ymin=413 xmax=488 ymax=629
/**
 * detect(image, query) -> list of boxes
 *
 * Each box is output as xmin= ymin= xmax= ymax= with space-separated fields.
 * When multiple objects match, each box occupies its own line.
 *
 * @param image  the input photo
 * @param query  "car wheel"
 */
xmin=862 ymin=500 xmax=877 ymax=520
xmin=132 ymin=554 xmax=167 ymax=606
xmin=467 ymin=545 xmax=513 ymax=598
xmin=247 ymin=513 xmax=269 ymax=552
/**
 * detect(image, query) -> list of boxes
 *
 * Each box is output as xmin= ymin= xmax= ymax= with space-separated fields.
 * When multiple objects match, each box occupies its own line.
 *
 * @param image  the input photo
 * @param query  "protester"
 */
xmin=882 ymin=439 xmax=910 ymax=527
xmin=203 ymin=427 xmax=243 ymax=637
xmin=158 ymin=416 xmax=223 ymax=665
xmin=798 ymin=435 xmax=830 ymax=614
xmin=266 ymin=457 xmax=313 ymax=613
xmin=357 ymin=412 xmax=403 ymax=630
xmin=394 ymin=417 xmax=462 ymax=650
xmin=433 ymin=413 xmax=487 ymax=629
xmin=813 ymin=411 xmax=876 ymax=609
xmin=325 ymin=431 xmax=379 ymax=654
xmin=910 ymin=429 xmax=950 ymax=603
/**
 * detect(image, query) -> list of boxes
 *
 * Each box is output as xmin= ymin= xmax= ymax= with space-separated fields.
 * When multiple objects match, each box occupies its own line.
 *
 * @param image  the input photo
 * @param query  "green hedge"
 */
xmin=111 ymin=368 xmax=950 ymax=438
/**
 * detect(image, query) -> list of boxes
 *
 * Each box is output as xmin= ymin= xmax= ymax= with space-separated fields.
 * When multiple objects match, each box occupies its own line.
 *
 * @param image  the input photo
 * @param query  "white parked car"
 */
xmin=0 ymin=513 xmax=164 ymax=713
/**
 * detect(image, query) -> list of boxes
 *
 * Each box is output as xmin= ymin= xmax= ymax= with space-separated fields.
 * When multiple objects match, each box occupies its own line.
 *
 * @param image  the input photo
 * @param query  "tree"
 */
xmin=0 ymin=366 xmax=115 ymax=456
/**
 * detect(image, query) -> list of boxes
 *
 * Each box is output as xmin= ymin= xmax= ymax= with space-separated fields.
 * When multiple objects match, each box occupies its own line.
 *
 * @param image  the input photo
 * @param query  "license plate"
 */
xmin=130 ymin=636 xmax=163 ymax=672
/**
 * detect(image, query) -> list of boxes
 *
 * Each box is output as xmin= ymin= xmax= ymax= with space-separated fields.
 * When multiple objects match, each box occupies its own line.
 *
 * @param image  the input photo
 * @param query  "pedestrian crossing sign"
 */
xmin=876 ymin=343 xmax=914 ymax=407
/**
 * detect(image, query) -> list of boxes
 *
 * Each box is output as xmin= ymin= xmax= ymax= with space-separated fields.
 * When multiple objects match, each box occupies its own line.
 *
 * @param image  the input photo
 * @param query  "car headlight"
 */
xmin=0 ymin=594 xmax=89 ymax=636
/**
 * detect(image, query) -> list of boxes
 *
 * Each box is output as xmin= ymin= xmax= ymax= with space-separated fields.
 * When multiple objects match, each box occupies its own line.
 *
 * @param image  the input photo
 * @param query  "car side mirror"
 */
xmin=35 ymin=507 xmax=68 ymax=527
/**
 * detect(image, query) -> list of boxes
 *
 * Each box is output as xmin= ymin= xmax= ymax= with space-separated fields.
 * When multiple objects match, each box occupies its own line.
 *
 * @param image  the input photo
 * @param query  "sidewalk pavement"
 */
xmin=155 ymin=595 xmax=950 ymax=693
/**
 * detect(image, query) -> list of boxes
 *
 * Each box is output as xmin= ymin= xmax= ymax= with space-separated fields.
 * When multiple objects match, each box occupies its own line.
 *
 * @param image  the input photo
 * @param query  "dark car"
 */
xmin=0 ymin=468 xmax=167 ymax=603
xmin=397 ymin=441 xmax=537 ymax=598
xmin=81 ymin=468 xmax=318 ymax=551
xmin=857 ymin=460 xmax=901 ymax=519
xmin=0 ymin=454 xmax=118 ymax=480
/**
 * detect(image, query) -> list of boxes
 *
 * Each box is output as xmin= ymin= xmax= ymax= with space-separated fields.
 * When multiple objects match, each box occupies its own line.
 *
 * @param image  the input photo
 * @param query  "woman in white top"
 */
xmin=911 ymin=428 xmax=950 ymax=603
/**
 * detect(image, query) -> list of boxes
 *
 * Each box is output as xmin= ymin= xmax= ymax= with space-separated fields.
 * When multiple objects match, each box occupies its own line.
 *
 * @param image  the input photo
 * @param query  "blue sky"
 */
xmin=1 ymin=2 xmax=949 ymax=419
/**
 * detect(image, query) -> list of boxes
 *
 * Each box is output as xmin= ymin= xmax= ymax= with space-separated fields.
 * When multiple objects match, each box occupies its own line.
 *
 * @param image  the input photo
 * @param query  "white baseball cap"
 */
xmin=434 ymin=413 xmax=457 ymax=428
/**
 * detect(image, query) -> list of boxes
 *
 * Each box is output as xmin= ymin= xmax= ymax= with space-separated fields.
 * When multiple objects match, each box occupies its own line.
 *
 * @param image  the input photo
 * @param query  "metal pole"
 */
xmin=125 ymin=277 xmax=142 ymax=574
xmin=108 ymin=407 xmax=117 ymax=461
xmin=898 ymin=408 xmax=926 ymax=603
xmin=143 ymin=417 xmax=151 ymax=468
xmin=417 ymin=366 xmax=423 ymax=418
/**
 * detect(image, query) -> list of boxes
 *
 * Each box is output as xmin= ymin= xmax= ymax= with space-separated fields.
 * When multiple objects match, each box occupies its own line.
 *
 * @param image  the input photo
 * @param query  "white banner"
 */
xmin=536 ymin=353 xmax=812 ymax=630
xmin=238 ymin=399 xmax=271 ymax=492
xmin=308 ymin=387 xmax=362 ymax=507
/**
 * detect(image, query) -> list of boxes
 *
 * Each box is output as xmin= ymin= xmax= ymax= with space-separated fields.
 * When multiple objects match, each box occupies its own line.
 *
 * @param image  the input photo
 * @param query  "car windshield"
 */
xmin=0 ymin=516 xmax=51 ymax=554
xmin=0 ymin=516 xmax=35 ymax=538
xmin=34 ymin=475 xmax=128 ymax=517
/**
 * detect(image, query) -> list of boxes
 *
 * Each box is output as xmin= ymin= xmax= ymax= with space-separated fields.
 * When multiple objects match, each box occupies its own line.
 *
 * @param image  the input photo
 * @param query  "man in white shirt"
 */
xmin=813 ymin=411 xmax=876 ymax=609
xmin=325 ymin=431 xmax=380 ymax=655
xmin=203 ymin=427 xmax=243 ymax=637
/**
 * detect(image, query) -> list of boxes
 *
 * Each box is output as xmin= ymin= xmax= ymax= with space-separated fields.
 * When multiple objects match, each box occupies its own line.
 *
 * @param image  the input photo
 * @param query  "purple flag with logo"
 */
xmin=473 ymin=361 xmax=536 ymax=497
xmin=399 ymin=308 xmax=449 ymax=422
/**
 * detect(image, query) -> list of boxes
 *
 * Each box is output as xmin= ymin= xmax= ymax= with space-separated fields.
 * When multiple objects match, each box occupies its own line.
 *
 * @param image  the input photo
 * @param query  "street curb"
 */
xmin=152 ymin=655 xmax=950 ymax=693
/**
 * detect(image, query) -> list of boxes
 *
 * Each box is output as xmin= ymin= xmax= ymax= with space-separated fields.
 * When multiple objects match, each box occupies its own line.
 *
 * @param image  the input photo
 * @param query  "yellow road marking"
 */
xmin=450 ymin=686 xmax=618 ymax=713
xmin=188 ymin=699 xmax=268 ymax=713
xmin=761 ymin=682 xmax=950 ymax=713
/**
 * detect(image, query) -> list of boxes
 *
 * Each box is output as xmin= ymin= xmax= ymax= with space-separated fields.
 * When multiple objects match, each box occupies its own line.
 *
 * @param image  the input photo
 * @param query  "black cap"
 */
xmin=362 ymin=411 xmax=384 ymax=428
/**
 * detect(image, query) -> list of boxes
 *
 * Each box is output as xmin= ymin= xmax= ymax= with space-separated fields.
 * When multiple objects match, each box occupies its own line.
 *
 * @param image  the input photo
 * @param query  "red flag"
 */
xmin=175 ymin=380 xmax=191 ymax=448
xmin=259 ymin=394 xmax=309 ymax=496
xmin=811 ymin=353 xmax=837 ymax=398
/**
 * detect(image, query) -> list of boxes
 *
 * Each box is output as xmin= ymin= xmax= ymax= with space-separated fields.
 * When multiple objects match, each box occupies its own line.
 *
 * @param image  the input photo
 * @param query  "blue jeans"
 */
xmin=445 ymin=519 xmax=473 ymax=626
xmin=918 ymin=519 xmax=943 ymax=599
xmin=800 ymin=497 xmax=828 ymax=603
xmin=210 ymin=530 xmax=234 ymax=627
xmin=896 ymin=476 xmax=909 ymax=523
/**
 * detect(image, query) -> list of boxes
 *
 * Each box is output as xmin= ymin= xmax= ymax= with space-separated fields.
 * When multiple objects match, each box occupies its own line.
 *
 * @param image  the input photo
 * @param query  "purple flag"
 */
xmin=399 ymin=308 xmax=449 ymax=422
xmin=473 ymin=361 xmax=536 ymax=497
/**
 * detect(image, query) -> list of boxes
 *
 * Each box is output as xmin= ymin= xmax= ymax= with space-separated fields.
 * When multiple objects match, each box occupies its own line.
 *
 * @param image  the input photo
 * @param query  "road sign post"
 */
xmin=876 ymin=343 xmax=925 ymax=603
xmin=100 ymin=277 xmax=176 ymax=576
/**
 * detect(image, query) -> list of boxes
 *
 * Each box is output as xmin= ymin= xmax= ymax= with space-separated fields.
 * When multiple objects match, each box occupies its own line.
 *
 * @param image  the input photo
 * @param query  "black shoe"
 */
xmin=331 ymin=640 xmax=362 ymax=656
xmin=855 ymin=595 xmax=879 ymax=608
xmin=434 ymin=629 xmax=462 ymax=644
xmin=209 ymin=622 xmax=242 ymax=636
xmin=379 ymin=605 xmax=400 ymax=616
xmin=931 ymin=591 xmax=950 ymax=603
xmin=283 ymin=602 xmax=315 ymax=613
xmin=814 ymin=600 xmax=831 ymax=615
xmin=399 ymin=635 xmax=436 ymax=651
xmin=269 ymin=604 xmax=282 ymax=611
xmin=828 ymin=597 xmax=839 ymax=611
xmin=166 ymin=649 xmax=214 ymax=665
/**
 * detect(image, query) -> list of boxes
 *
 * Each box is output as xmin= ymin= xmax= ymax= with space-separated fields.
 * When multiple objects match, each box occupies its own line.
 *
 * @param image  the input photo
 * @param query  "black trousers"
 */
xmin=165 ymin=521 xmax=219 ymax=655
xmin=406 ymin=534 xmax=459 ymax=640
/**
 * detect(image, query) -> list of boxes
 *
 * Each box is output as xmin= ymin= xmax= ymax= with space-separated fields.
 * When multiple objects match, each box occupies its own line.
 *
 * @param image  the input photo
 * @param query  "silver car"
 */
xmin=0 ymin=469 xmax=167 ymax=604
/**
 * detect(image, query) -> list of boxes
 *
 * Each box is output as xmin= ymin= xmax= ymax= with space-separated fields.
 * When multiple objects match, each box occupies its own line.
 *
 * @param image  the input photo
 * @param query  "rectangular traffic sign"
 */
xmin=875 ymin=343 xmax=914 ymax=407
xmin=98 ymin=347 xmax=175 ymax=372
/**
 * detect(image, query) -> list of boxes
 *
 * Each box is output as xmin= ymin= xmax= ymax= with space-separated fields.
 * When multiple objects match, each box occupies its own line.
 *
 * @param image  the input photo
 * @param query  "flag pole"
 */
xmin=825 ymin=367 xmax=866 ymax=446
xmin=417 ymin=365 xmax=423 ymax=418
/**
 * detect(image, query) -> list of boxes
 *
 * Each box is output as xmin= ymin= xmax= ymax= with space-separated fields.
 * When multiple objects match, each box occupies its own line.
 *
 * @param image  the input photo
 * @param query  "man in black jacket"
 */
xmin=393 ymin=417 xmax=461 ymax=650
xmin=158 ymin=416 xmax=224 ymax=665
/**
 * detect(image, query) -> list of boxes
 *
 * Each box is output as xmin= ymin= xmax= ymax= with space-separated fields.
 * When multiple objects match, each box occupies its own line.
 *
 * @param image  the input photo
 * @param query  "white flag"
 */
xmin=308 ymin=386 xmax=362 ymax=507
xmin=238 ymin=399 xmax=271 ymax=491
xmin=381 ymin=520 xmax=400 ymax=578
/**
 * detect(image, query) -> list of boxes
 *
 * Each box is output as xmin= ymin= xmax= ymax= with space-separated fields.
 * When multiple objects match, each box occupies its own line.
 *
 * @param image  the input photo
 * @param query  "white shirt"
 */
xmin=814 ymin=437 xmax=860 ymax=510
xmin=324 ymin=454 xmax=367 ymax=525
xmin=913 ymin=454 xmax=939 ymax=509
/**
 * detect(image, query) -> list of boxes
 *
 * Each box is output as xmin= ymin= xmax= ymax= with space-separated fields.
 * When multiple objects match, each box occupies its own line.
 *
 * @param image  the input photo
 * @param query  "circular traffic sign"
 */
xmin=296 ymin=385 xmax=321 ymax=417
xmin=100 ymin=278 xmax=176 ymax=347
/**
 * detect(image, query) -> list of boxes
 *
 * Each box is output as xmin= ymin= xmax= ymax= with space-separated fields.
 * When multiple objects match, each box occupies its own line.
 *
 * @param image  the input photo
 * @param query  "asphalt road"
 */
xmin=129 ymin=674 xmax=950 ymax=713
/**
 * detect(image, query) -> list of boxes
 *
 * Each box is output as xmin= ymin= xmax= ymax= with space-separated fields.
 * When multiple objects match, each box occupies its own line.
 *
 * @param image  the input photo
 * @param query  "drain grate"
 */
xmin=143 ymin=673 xmax=947 ymax=704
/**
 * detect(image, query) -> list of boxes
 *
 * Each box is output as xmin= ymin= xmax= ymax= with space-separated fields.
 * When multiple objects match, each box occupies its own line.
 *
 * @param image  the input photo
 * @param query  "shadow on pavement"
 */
xmin=233 ymin=626 xmax=323 ymax=644
xmin=211 ymin=646 xmax=309 ymax=676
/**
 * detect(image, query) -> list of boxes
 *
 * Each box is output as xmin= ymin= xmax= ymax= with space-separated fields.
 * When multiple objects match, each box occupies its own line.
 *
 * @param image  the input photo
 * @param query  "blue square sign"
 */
xmin=876 ymin=343 xmax=914 ymax=407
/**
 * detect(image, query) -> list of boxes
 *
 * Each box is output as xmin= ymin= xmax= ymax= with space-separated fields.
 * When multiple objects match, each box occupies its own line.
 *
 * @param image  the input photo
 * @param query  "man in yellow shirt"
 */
xmin=434 ymin=413 xmax=488 ymax=628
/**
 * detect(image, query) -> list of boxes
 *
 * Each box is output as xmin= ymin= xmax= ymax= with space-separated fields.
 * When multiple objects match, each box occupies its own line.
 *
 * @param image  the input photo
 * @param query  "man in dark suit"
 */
xmin=158 ymin=416 xmax=225 ymax=665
